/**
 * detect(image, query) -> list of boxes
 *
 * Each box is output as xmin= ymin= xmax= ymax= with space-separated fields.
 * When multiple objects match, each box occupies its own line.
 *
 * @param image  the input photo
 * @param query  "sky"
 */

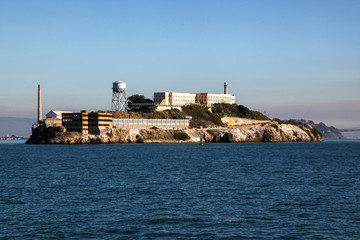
xmin=0 ymin=0 xmax=359 ymax=128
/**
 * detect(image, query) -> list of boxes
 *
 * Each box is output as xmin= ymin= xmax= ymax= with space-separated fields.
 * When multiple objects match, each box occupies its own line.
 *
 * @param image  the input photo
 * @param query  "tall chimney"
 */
xmin=224 ymin=82 xmax=228 ymax=94
xmin=38 ymin=84 xmax=42 ymax=123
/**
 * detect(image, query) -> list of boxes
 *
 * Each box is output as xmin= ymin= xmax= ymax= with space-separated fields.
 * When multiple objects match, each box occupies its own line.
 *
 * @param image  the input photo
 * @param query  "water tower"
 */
xmin=111 ymin=81 xmax=128 ymax=111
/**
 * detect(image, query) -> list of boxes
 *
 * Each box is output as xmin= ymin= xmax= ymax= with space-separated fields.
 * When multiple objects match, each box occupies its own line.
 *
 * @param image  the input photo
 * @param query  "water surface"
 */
xmin=1 ymin=141 xmax=360 ymax=239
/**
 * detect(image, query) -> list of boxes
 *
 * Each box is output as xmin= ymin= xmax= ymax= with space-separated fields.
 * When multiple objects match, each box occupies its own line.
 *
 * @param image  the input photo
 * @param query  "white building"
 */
xmin=154 ymin=92 xmax=196 ymax=106
xmin=46 ymin=110 xmax=73 ymax=119
xmin=153 ymin=83 xmax=236 ymax=107
xmin=196 ymin=93 xmax=236 ymax=106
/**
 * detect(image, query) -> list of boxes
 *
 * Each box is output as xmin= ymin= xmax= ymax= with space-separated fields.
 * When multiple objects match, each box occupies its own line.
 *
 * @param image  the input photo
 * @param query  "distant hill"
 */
xmin=0 ymin=117 xmax=36 ymax=137
xmin=292 ymin=119 xmax=345 ymax=139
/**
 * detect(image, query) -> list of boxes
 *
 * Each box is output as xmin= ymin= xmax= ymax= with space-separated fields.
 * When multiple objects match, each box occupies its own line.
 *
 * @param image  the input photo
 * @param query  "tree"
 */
xmin=127 ymin=95 xmax=153 ymax=104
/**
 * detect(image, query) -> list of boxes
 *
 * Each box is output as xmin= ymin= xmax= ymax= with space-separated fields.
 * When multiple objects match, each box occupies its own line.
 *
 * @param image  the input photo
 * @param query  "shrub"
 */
xmin=311 ymin=128 xmax=322 ymax=139
xmin=182 ymin=105 xmax=209 ymax=118
xmin=173 ymin=132 xmax=190 ymax=141
xmin=210 ymin=114 xmax=224 ymax=126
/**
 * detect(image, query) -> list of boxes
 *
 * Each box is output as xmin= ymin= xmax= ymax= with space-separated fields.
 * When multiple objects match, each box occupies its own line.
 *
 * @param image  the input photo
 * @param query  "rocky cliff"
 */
xmin=26 ymin=121 xmax=322 ymax=144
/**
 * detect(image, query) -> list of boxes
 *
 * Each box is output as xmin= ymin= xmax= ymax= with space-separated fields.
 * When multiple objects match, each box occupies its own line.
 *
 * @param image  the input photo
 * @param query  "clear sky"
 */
xmin=0 ymin=0 xmax=359 ymax=128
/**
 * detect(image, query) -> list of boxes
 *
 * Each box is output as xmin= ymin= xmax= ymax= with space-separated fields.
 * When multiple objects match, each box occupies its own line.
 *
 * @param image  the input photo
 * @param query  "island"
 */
xmin=26 ymin=104 xmax=323 ymax=144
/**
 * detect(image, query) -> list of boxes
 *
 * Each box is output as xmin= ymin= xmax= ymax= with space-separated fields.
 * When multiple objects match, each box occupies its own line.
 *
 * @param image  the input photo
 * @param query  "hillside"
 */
xmin=107 ymin=103 xmax=270 ymax=128
xmin=291 ymin=119 xmax=344 ymax=139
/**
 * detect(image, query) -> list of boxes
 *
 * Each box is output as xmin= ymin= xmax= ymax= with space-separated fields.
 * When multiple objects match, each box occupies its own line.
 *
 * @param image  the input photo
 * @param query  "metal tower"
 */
xmin=111 ymin=81 xmax=128 ymax=111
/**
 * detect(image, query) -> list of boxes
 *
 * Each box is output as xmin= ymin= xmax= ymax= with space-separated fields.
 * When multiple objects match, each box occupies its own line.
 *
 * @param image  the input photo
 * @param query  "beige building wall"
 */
xmin=170 ymin=92 xmax=196 ymax=106
xmin=154 ymin=92 xmax=170 ymax=105
xmin=196 ymin=93 xmax=236 ymax=106
xmin=154 ymin=92 xmax=196 ymax=106
xmin=44 ymin=118 xmax=62 ymax=127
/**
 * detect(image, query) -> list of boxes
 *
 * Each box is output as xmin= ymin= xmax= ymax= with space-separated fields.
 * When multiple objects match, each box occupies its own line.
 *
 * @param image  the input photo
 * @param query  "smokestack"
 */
xmin=38 ymin=84 xmax=42 ymax=123
xmin=224 ymin=82 xmax=228 ymax=94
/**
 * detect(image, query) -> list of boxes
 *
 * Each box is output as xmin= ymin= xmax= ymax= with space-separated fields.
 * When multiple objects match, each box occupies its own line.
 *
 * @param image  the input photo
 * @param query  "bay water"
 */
xmin=1 ymin=141 xmax=360 ymax=239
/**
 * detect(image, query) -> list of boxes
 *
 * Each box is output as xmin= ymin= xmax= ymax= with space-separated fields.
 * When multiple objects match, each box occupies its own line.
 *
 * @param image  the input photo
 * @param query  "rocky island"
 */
xmin=26 ymin=104 xmax=323 ymax=144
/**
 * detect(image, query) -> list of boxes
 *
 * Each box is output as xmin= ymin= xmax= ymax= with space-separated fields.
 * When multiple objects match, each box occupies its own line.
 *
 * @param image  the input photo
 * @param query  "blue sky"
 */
xmin=0 ymin=0 xmax=359 ymax=128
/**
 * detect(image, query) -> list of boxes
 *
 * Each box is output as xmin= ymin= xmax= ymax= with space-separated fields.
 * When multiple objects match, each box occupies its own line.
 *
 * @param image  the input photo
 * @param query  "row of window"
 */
xmin=113 ymin=119 xmax=189 ymax=124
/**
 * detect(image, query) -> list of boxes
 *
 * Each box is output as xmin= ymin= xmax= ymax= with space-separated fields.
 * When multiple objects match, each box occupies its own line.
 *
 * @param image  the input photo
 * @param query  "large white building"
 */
xmin=153 ymin=82 xmax=236 ymax=107
xmin=195 ymin=93 xmax=236 ymax=106
xmin=154 ymin=92 xmax=196 ymax=106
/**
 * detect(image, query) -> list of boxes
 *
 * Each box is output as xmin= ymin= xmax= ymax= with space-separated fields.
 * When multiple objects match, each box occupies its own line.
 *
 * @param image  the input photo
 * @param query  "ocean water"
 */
xmin=341 ymin=130 xmax=360 ymax=139
xmin=1 ymin=141 xmax=360 ymax=239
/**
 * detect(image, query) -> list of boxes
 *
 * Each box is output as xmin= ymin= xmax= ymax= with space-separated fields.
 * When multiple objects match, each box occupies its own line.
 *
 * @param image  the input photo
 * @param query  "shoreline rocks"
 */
xmin=26 ymin=121 xmax=323 ymax=144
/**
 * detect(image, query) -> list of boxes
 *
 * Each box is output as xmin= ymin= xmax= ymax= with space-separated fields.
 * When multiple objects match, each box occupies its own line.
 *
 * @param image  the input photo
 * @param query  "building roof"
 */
xmin=46 ymin=110 xmax=73 ymax=116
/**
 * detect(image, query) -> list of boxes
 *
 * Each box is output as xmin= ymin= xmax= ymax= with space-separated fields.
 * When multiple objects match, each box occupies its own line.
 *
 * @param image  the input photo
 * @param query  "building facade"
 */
xmin=113 ymin=118 xmax=190 ymax=129
xmin=44 ymin=118 xmax=62 ymax=128
xmin=196 ymin=93 xmax=236 ymax=106
xmin=88 ymin=112 xmax=113 ymax=135
xmin=154 ymin=92 xmax=196 ymax=106
xmin=62 ymin=110 xmax=89 ymax=134
xmin=62 ymin=111 xmax=114 ymax=134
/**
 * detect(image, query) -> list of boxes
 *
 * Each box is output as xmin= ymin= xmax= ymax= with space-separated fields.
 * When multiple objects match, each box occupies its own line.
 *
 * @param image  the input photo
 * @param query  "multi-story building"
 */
xmin=62 ymin=111 xmax=114 ymax=134
xmin=196 ymin=93 xmax=236 ymax=106
xmin=153 ymin=83 xmax=236 ymax=107
xmin=154 ymin=92 xmax=171 ymax=105
xmin=154 ymin=92 xmax=196 ymax=106
xmin=88 ymin=112 xmax=113 ymax=135
xmin=62 ymin=110 xmax=89 ymax=134
xmin=44 ymin=110 xmax=74 ymax=128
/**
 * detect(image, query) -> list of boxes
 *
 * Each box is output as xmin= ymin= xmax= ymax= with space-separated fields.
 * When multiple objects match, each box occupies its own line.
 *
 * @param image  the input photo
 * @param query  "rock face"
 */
xmin=313 ymin=122 xmax=345 ymax=139
xmin=183 ymin=122 xmax=319 ymax=143
xmin=26 ymin=121 xmax=323 ymax=144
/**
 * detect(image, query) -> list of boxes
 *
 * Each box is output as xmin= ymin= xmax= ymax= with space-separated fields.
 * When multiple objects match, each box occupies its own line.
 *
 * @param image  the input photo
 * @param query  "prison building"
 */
xmin=196 ymin=93 xmax=236 ymax=106
xmin=112 ymin=118 xmax=190 ymax=129
xmin=88 ymin=112 xmax=113 ymax=135
xmin=154 ymin=92 xmax=196 ymax=106
xmin=44 ymin=110 xmax=74 ymax=128
xmin=62 ymin=110 xmax=89 ymax=134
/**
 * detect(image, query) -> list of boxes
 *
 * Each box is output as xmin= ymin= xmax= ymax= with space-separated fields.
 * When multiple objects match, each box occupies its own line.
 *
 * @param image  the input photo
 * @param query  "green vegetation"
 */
xmin=181 ymin=103 xmax=269 ymax=128
xmin=236 ymin=105 xmax=270 ymax=120
xmin=211 ymin=103 xmax=270 ymax=120
xmin=311 ymin=127 xmax=322 ymax=140
xmin=173 ymin=131 xmax=190 ymax=141
xmin=182 ymin=105 xmax=224 ymax=128
xmin=111 ymin=103 xmax=270 ymax=128
xmin=127 ymin=94 xmax=153 ymax=104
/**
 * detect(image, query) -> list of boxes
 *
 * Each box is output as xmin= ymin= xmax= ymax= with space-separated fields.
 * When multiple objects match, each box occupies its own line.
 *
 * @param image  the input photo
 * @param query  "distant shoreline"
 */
xmin=340 ymin=130 xmax=360 ymax=140
xmin=0 ymin=136 xmax=29 ymax=141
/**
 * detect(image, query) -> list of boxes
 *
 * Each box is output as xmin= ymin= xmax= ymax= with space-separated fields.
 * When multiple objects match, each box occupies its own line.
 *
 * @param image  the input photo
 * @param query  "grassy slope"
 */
xmin=104 ymin=103 xmax=269 ymax=128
